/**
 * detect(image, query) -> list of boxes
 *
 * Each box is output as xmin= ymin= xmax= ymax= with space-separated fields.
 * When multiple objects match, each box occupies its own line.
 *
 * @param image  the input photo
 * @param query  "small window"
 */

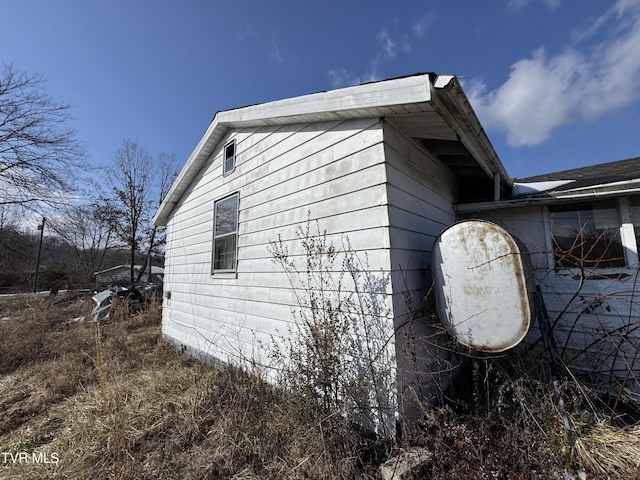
xmin=223 ymin=140 xmax=236 ymax=175
xmin=549 ymin=200 xmax=624 ymax=269
xmin=213 ymin=193 xmax=239 ymax=272
xmin=630 ymin=196 xmax=640 ymax=252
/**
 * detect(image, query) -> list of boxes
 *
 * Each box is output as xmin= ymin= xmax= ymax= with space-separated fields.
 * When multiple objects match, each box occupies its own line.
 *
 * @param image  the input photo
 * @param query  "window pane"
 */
xmin=214 ymin=234 xmax=237 ymax=270
xmin=550 ymin=200 xmax=624 ymax=268
xmin=224 ymin=141 xmax=235 ymax=174
xmin=213 ymin=193 xmax=239 ymax=272
xmin=224 ymin=154 xmax=235 ymax=174
xmin=215 ymin=195 xmax=238 ymax=236
xmin=631 ymin=196 xmax=640 ymax=253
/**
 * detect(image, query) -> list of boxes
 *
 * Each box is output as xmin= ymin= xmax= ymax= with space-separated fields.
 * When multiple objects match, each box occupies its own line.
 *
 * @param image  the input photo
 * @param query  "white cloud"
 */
xmin=413 ymin=14 xmax=434 ymax=38
xmin=543 ymin=0 xmax=561 ymax=10
xmin=506 ymin=0 xmax=532 ymax=11
xmin=327 ymin=68 xmax=362 ymax=89
xmin=506 ymin=0 xmax=560 ymax=11
xmin=469 ymin=0 xmax=640 ymax=147
xmin=401 ymin=35 xmax=411 ymax=54
xmin=270 ymin=31 xmax=284 ymax=64
xmin=328 ymin=24 xmax=412 ymax=88
xmin=376 ymin=29 xmax=396 ymax=60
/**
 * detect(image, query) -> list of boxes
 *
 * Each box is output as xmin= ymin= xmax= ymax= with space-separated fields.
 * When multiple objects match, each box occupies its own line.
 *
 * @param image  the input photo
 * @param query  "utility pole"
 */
xmin=33 ymin=216 xmax=46 ymax=293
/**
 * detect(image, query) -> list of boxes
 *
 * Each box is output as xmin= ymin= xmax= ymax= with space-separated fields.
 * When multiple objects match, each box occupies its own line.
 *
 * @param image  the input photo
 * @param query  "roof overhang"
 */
xmin=154 ymin=73 xmax=511 ymax=226
xmin=456 ymin=177 xmax=640 ymax=213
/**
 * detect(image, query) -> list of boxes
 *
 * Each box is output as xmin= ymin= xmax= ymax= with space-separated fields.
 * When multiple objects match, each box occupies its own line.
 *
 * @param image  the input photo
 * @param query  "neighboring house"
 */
xmin=153 ymin=73 xmax=639 ymax=429
xmin=460 ymin=157 xmax=640 ymax=400
xmin=95 ymin=265 xmax=164 ymax=287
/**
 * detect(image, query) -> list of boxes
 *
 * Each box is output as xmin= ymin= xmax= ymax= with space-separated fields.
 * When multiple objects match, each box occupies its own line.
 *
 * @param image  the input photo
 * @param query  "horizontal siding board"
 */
xmin=381 ymin=122 xmax=456 ymax=340
xmin=385 ymin=204 xmax=451 ymax=238
xmin=241 ymin=203 xmax=387 ymax=241
xmin=385 ymin=166 xmax=455 ymax=215
xmin=474 ymin=204 xmax=640 ymax=389
xmin=384 ymin=121 xmax=456 ymax=191
xmin=387 ymin=227 xmax=438 ymax=253
xmin=240 ymin=224 xmax=387 ymax=258
xmin=180 ymin=119 xmax=379 ymax=210
xmin=386 ymin=185 xmax=453 ymax=228
xmin=162 ymin=117 xmax=397 ymax=368
xmin=240 ymin=138 xmax=385 ymax=203
xmin=241 ymin=161 xmax=386 ymax=216
xmin=235 ymin=118 xmax=381 ymax=185
xmin=387 ymin=249 xmax=431 ymax=273
xmin=235 ymin=123 xmax=300 ymax=158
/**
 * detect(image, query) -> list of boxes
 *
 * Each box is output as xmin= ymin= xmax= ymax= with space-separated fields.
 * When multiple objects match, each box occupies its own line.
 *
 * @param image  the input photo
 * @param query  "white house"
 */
xmin=94 ymin=264 xmax=164 ymax=287
xmin=153 ymin=73 xmax=513 ymax=430
xmin=153 ymin=73 xmax=639 ymax=428
xmin=460 ymin=157 xmax=640 ymax=401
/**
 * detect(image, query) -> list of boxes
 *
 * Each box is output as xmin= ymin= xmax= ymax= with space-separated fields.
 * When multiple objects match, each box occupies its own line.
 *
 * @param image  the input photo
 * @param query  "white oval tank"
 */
xmin=432 ymin=220 xmax=534 ymax=352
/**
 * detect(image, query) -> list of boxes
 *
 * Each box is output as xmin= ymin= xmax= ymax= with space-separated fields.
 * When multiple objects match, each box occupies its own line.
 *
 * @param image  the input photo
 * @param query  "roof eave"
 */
xmin=430 ymin=76 xmax=513 ymax=193
xmin=154 ymin=75 xmax=440 ymax=226
xmin=456 ymin=177 xmax=640 ymax=213
xmin=154 ymin=73 xmax=510 ymax=225
xmin=153 ymin=115 xmax=229 ymax=226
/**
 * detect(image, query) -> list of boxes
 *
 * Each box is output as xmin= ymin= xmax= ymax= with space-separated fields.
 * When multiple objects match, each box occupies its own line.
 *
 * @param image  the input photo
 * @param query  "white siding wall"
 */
xmin=473 ymin=204 xmax=640 ymax=397
xmin=162 ymin=117 xmax=394 ymax=368
xmin=382 ymin=120 xmax=458 ymax=411
xmin=383 ymin=121 xmax=457 ymax=315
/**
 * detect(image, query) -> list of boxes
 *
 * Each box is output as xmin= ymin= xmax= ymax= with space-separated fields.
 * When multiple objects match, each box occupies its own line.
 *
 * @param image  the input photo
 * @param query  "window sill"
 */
xmin=553 ymin=266 xmax=635 ymax=281
xmin=211 ymin=270 xmax=237 ymax=279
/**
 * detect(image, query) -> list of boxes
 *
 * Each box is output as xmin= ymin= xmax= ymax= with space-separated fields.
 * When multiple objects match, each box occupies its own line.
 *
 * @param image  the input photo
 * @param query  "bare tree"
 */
xmin=51 ymin=204 xmax=115 ymax=285
xmin=136 ymin=152 xmax=177 ymax=283
xmin=0 ymin=63 xmax=85 ymax=209
xmin=0 ymin=206 xmax=32 ymax=290
xmin=96 ymin=140 xmax=176 ymax=284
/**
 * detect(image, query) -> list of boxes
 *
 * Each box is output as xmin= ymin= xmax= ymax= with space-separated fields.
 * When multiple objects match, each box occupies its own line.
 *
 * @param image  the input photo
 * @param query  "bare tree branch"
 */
xmin=96 ymin=140 xmax=176 ymax=284
xmin=0 ymin=63 xmax=86 ymax=210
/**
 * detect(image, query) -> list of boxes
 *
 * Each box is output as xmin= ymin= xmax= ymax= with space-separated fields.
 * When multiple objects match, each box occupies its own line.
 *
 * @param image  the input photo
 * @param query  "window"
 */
xmin=630 ymin=196 xmax=640 ymax=253
xmin=549 ymin=200 xmax=625 ymax=269
xmin=213 ymin=193 xmax=239 ymax=272
xmin=223 ymin=140 xmax=235 ymax=175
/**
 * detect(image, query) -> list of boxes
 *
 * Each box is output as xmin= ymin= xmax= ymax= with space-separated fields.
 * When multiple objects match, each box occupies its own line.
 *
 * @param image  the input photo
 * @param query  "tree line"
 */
xmin=0 ymin=63 xmax=178 ymax=293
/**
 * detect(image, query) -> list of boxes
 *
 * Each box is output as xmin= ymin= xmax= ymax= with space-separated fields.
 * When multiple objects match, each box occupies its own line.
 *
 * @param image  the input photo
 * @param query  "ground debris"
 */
xmin=379 ymin=447 xmax=432 ymax=480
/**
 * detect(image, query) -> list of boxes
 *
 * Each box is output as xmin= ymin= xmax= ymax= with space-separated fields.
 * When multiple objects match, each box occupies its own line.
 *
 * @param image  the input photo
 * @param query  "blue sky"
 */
xmin=1 ymin=0 xmax=639 ymax=183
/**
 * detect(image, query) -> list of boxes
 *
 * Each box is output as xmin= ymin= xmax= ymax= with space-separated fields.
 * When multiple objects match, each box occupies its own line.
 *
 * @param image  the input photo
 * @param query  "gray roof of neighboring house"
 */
xmin=95 ymin=265 xmax=164 ymax=276
xmin=516 ymin=156 xmax=640 ymax=191
xmin=456 ymin=156 xmax=640 ymax=213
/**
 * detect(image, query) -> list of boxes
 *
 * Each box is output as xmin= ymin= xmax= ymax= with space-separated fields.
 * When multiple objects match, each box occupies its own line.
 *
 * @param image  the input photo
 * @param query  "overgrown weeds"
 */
xmin=268 ymin=216 xmax=395 ymax=438
xmin=0 ymin=294 xmax=381 ymax=479
xmin=2 ymin=287 xmax=639 ymax=478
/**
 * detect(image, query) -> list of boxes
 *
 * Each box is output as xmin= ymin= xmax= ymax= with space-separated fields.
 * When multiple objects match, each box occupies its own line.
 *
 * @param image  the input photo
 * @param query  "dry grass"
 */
xmin=1 ymin=294 xmax=639 ymax=479
xmin=400 ymin=379 xmax=568 ymax=480
xmin=0 ymin=295 xmax=379 ymax=480
xmin=574 ymin=417 xmax=640 ymax=478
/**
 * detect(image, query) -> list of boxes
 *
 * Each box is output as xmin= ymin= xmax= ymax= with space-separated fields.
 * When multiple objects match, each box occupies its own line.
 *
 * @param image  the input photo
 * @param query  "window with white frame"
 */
xmin=630 ymin=196 xmax=640 ymax=255
xmin=549 ymin=200 xmax=626 ymax=269
xmin=212 ymin=193 xmax=239 ymax=272
xmin=223 ymin=140 xmax=236 ymax=176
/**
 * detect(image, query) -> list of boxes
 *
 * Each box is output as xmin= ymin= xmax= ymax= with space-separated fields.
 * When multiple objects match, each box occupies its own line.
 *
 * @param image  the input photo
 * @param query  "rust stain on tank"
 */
xmin=433 ymin=220 xmax=533 ymax=353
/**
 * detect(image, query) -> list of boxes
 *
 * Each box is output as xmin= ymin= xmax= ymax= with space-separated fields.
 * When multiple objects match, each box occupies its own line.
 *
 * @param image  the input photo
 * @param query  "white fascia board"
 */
xmin=154 ymin=75 xmax=435 ymax=226
xmin=153 ymin=115 xmax=228 ymax=226
xmin=547 ymin=178 xmax=640 ymax=199
xmin=217 ymin=75 xmax=433 ymax=126
xmin=430 ymin=76 xmax=512 ymax=190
